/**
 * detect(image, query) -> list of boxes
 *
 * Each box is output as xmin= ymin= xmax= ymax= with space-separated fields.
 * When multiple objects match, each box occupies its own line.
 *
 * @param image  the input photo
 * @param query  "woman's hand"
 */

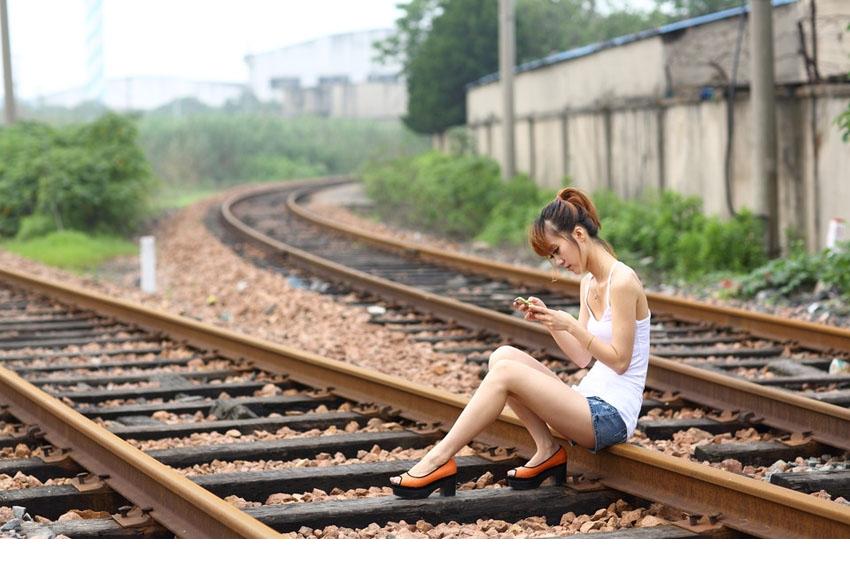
xmin=512 ymin=296 xmax=547 ymax=322
xmin=527 ymin=304 xmax=580 ymax=334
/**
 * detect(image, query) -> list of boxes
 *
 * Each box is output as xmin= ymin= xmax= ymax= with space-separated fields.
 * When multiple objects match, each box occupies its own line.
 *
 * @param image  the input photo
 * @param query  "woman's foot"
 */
xmin=388 ymin=454 xmax=458 ymax=499
xmin=506 ymin=442 xmax=563 ymax=477
xmin=506 ymin=444 xmax=567 ymax=490
xmin=389 ymin=451 xmax=451 ymax=486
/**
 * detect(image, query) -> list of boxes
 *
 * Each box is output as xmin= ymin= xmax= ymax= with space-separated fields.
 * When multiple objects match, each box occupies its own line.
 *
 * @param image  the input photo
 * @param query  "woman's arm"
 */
xmin=530 ymin=271 xmax=639 ymax=374
xmin=545 ymin=275 xmax=593 ymax=368
xmin=586 ymin=275 xmax=637 ymax=374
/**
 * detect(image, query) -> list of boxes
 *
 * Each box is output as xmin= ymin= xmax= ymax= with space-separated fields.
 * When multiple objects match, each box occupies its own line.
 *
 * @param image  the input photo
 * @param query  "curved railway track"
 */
xmin=220 ymin=180 xmax=850 ymax=449
xmin=0 ymin=272 xmax=709 ymax=539
xmin=0 ymin=268 xmax=848 ymax=538
xmin=217 ymin=177 xmax=850 ymax=537
xmin=0 ymin=176 xmax=848 ymax=538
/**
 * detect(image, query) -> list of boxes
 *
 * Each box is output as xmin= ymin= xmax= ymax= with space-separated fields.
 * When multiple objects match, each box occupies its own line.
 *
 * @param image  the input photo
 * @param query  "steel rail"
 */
xmin=221 ymin=184 xmax=850 ymax=453
xmin=0 ymin=364 xmax=281 ymax=538
xmin=287 ymin=182 xmax=850 ymax=354
xmin=0 ymin=267 xmax=847 ymax=538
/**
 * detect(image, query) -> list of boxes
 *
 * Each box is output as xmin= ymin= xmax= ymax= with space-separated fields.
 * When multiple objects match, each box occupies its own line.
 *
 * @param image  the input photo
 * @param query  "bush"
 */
xmin=364 ymin=151 xmax=504 ymax=239
xmin=596 ymin=190 xmax=766 ymax=277
xmin=0 ymin=114 xmax=154 ymax=238
xmin=0 ymin=122 xmax=52 ymax=236
xmin=737 ymin=240 xmax=850 ymax=300
xmin=364 ymin=153 xmax=767 ymax=279
xmin=476 ymin=175 xmax=552 ymax=246
xmin=16 ymin=214 xmax=57 ymax=240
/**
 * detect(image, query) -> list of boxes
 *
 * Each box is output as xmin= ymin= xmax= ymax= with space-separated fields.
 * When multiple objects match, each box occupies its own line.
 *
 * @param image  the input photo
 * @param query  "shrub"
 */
xmin=0 ymin=113 xmax=154 ymax=238
xmin=596 ymin=190 xmax=765 ymax=277
xmin=16 ymin=214 xmax=57 ymax=241
xmin=0 ymin=122 xmax=52 ymax=235
xmin=364 ymin=151 xmax=503 ymax=239
xmin=476 ymin=175 xmax=552 ymax=246
xmin=737 ymin=240 xmax=850 ymax=300
xmin=364 ymin=153 xmax=767 ymax=279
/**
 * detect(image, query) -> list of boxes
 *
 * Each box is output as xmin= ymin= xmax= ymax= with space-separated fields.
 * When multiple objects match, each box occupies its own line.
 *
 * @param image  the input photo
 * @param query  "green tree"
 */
xmin=373 ymin=0 xmax=441 ymax=74
xmin=0 ymin=113 xmax=154 ymax=237
xmin=389 ymin=0 xmax=670 ymax=135
xmin=402 ymin=0 xmax=499 ymax=133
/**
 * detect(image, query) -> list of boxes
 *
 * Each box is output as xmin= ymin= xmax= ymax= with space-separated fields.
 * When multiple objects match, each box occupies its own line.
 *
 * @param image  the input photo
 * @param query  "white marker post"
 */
xmin=826 ymin=218 xmax=846 ymax=251
xmin=140 ymin=235 xmax=157 ymax=293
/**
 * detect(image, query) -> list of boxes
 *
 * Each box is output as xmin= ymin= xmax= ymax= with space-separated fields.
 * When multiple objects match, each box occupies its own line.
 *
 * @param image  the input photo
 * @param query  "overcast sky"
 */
xmin=7 ymin=0 xmax=660 ymax=100
xmin=7 ymin=0 xmax=404 ymax=99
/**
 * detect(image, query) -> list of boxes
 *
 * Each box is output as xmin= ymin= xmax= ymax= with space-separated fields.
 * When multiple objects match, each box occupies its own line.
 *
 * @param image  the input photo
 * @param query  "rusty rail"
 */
xmin=221 ymin=183 xmax=850 ymax=453
xmin=288 ymin=183 xmax=850 ymax=354
xmin=0 ymin=363 xmax=281 ymax=538
xmin=2 ymin=264 xmax=848 ymax=537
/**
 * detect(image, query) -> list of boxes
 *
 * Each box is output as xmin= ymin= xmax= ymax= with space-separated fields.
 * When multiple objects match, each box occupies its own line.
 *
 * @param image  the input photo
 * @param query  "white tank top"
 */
xmin=572 ymin=261 xmax=651 ymax=438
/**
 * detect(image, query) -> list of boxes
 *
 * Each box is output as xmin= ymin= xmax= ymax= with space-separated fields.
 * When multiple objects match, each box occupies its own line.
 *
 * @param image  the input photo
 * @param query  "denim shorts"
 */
xmin=586 ymin=396 xmax=628 ymax=453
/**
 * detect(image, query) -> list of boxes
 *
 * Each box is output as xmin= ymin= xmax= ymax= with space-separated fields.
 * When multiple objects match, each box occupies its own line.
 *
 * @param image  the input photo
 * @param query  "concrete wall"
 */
xmin=804 ymin=92 xmax=850 ymax=247
xmin=466 ymin=0 xmax=850 ymax=250
xmin=611 ymin=107 xmax=663 ymax=198
xmin=809 ymin=0 xmax=850 ymax=80
xmin=662 ymin=1 xmax=808 ymax=92
xmin=327 ymin=81 xmax=407 ymax=119
xmin=468 ymin=37 xmax=665 ymax=123
xmin=469 ymin=86 xmax=850 ymax=251
xmin=533 ymin=117 xmax=565 ymax=189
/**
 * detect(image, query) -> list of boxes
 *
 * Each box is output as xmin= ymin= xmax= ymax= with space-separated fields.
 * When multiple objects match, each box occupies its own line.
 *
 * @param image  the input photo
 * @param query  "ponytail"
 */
xmin=529 ymin=187 xmax=614 ymax=257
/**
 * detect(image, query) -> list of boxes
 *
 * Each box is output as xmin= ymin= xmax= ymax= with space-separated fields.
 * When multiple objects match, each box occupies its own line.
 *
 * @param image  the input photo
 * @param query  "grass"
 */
xmin=150 ymin=185 xmax=222 ymax=212
xmin=2 ymin=230 xmax=138 ymax=272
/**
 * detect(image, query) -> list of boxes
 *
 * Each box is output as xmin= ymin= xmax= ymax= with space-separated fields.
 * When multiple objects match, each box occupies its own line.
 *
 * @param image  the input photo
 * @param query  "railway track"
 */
xmin=0 ymin=177 xmax=847 ymax=538
xmin=214 ymin=177 xmax=850 ymax=536
xmin=219 ymin=179 xmax=850 ymax=448
xmin=0 ymin=271 xmax=717 ymax=539
xmin=0 ymin=270 xmax=847 ymax=538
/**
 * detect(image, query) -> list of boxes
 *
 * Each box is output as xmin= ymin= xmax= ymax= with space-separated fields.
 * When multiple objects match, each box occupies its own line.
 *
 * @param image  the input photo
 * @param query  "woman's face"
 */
xmin=544 ymin=229 xmax=584 ymax=275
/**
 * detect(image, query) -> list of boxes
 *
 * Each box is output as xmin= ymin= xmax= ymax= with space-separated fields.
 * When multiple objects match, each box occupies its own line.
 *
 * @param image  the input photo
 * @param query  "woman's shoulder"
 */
xmin=612 ymin=261 xmax=644 ymax=292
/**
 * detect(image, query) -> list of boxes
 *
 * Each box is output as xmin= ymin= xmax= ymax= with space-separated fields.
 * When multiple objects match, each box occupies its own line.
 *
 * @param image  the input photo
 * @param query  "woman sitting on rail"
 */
xmin=388 ymin=187 xmax=651 ymax=498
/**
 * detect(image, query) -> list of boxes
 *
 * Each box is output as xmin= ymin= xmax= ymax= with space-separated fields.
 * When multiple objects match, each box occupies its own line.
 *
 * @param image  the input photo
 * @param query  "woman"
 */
xmin=388 ymin=187 xmax=651 ymax=499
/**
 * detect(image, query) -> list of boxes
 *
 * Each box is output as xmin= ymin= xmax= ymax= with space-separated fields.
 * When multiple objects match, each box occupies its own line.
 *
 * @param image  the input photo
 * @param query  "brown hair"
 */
xmin=529 ymin=187 xmax=613 ymax=258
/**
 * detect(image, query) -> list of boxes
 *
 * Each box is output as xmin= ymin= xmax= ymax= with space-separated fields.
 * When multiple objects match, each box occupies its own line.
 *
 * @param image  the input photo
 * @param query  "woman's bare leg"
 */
xmin=490 ymin=346 xmax=568 ymax=464
xmin=390 ymin=356 xmax=594 ymax=483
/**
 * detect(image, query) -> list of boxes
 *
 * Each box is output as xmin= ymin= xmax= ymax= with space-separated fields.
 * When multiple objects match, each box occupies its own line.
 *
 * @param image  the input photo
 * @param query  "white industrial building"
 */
xmin=26 ymin=28 xmax=405 ymax=118
xmin=244 ymin=28 xmax=406 ymax=119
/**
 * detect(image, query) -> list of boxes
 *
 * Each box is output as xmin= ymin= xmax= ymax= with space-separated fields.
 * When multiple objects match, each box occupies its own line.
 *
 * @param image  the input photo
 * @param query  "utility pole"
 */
xmin=749 ymin=0 xmax=779 ymax=257
xmin=1 ymin=0 xmax=16 ymax=125
xmin=499 ymin=0 xmax=516 ymax=180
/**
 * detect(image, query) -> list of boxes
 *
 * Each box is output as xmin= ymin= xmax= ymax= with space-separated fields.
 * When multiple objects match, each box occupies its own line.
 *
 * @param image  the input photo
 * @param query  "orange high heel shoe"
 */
xmin=506 ymin=446 xmax=567 ymax=490
xmin=389 ymin=458 xmax=457 ymax=499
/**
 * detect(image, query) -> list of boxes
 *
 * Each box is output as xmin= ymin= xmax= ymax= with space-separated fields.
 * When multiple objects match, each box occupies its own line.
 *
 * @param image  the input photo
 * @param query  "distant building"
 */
xmin=33 ymin=76 xmax=247 ymax=111
xmin=245 ymin=29 xmax=406 ymax=119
